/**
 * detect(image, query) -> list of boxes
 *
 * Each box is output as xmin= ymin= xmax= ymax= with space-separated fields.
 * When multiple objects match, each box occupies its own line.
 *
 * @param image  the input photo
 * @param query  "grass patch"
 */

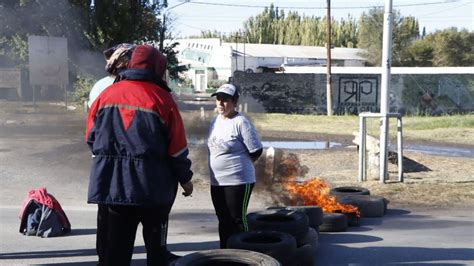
xmin=182 ymin=111 xmax=473 ymax=145
xmin=182 ymin=111 xmax=474 ymax=145
xmin=246 ymin=113 xmax=474 ymax=145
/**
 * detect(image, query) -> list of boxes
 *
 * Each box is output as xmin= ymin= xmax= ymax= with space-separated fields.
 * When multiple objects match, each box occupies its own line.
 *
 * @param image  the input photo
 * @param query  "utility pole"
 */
xmin=159 ymin=0 xmax=189 ymax=52
xmin=159 ymin=14 xmax=166 ymax=52
xmin=379 ymin=0 xmax=394 ymax=182
xmin=234 ymin=34 xmax=238 ymax=72
xmin=326 ymin=0 xmax=333 ymax=116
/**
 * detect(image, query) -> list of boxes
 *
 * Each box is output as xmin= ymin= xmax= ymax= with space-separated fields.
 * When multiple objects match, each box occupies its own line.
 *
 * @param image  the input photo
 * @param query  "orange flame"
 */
xmin=283 ymin=177 xmax=360 ymax=217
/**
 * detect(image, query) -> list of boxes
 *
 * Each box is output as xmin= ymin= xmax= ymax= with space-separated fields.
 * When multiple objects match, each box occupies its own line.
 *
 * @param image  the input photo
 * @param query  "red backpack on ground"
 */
xmin=18 ymin=187 xmax=71 ymax=237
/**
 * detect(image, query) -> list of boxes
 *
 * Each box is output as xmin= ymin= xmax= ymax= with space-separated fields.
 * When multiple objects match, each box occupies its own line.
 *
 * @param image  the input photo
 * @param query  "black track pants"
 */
xmin=96 ymin=204 xmax=171 ymax=266
xmin=210 ymin=183 xmax=254 ymax=248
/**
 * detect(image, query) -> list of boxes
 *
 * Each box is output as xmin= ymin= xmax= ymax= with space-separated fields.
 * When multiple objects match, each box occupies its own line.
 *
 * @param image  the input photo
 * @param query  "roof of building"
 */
xmin=228 ymin=42 xmax=366 ymax=61
xmin=172 ymin=38 xmax=366 ymax=61
xmin=281 ymin=66 xmax=474 ymax=74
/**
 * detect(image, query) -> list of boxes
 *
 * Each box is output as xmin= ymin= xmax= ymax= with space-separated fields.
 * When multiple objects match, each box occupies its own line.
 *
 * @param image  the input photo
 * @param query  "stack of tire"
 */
xmin=319 ymin=186 xmax=389 ymax=233
xmin=227 ymin=207 xmax=322 ymax=266
xmin=171 ymin=249 xmax=281 ymax=265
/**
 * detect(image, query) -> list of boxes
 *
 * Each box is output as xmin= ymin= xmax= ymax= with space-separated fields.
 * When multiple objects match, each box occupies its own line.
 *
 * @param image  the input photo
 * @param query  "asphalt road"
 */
xmin=1 ymin=206 xmax=473 ymax=265
xmin=1 ymin=111 xmax=473 ymax=265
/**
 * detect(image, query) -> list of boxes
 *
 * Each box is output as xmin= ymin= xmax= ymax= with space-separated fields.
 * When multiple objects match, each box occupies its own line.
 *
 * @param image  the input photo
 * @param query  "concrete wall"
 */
xmin=234 ymin=71 xmax=474 ymax=114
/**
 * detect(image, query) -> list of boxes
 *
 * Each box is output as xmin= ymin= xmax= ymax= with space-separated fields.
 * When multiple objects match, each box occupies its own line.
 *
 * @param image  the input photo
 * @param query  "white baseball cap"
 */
xmin=211 ymin=84 xmax=238 ymax=97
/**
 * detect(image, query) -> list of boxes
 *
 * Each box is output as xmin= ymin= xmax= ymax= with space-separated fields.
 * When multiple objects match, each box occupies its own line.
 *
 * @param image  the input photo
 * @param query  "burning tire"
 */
xmin=171 ymin=249 xmax=281 ymax=266
xmin=227 ymin=230 xmax=296 ymax=265
xmin=336 ymin=195 xmax=387 ymax=217
xmin=343 ymin=211 xmax=360 ymax=226
xmin=247 ymin=209 xmax=309 ymax=244
xmin=319 ymin=212 xmax=348 ymax=232
xmin=266 ymin=205 xmax=323 ymax=229
xmin=330 ymin=186 xmax=370 ymax=196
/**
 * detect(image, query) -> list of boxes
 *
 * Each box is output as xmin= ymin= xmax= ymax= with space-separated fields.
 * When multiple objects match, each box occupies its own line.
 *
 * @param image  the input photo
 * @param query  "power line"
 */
xmin=417 ymin=1 xmax=471 ymax=17
xmin=186 ymin=0 xmax=463 ymax=10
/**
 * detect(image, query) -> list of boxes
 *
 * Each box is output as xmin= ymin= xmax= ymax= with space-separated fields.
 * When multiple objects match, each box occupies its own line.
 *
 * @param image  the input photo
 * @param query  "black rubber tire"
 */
xmin=291 ymin=244 xmax=315 ymax=266
xmin=330 ymin=186 xmax=370 ymax=196
xmin=298 ymin=227 xmax=319 ymax=254
xmin=319 ymin=212 xmax=348 ymax=232
xmin=227 ymin=230 xmax=296 ymax=265
xmin=335 ymin=195 xmax=387 ymax=218
xmin=343 ymin=211 xmax=360 ymax=226
xmin=247 ymin=209 xmax=309 ymax=243
xmin=267 ymin=205 xmax=323 ymax=228
xmin=170 ymin=249 xmax=281 ymax=266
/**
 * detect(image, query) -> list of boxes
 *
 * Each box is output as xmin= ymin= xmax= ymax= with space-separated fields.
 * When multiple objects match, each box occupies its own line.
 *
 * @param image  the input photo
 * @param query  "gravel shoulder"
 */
xmin=257 ymin=130 xmax=474 ymax=210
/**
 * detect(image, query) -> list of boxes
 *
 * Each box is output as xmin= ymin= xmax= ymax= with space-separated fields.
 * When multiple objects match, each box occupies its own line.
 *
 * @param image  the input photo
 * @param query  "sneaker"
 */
xmin=167 ymin=251 xmax=182 ymax=262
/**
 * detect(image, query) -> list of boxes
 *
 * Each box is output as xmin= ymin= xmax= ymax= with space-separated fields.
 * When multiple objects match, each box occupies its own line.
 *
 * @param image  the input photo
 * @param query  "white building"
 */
xmin=172 ymin=38 xmax=367 ymax=92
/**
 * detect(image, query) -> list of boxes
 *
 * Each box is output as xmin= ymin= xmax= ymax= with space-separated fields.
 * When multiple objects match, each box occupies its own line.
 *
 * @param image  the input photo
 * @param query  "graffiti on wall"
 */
xmin=235 ymin=72 xmax=324 ymax=113
xmin=233 ymin=72 xmax=473 ymax=115
xmin=336 ymin=76 xmax=379 ymax=114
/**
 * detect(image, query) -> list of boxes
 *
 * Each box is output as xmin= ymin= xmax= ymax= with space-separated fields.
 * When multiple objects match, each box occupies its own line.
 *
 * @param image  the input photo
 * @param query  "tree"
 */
xmin=405 ymin=39 xmax=434 ymax=66
xmin=357 ymin=8 xmax=419 ymax=66
xmin=356 ymin=8 xmax=384 ymax=65
xmin=240 ymin=6 xmax=359 ymax=48
xmin=84 ymin=0 xmax=162 ymax=50
xmin=428 ymin=28 xmax=474 ymax=66
xmin=163 ymin=41 xmax=187 ymax=81
xmin=1 ymin=1 xmax=185 ymax=85
xmin=284 ymin=11 xmax=301 ymax=45
xmin=243 ymin=4 xmax=277 ymax=44
xmin=0 ymin=0 xmax=90 ymax=68
xmin=392 ymin=16 xmax=419 ymax=66
xmin=404 ymin=28 xmax=474 ymax=67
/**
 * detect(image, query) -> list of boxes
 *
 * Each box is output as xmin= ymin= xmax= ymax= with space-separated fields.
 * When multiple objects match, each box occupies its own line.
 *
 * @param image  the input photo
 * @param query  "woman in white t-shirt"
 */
xmin=207 ymin=83 xmax=263 ymax=248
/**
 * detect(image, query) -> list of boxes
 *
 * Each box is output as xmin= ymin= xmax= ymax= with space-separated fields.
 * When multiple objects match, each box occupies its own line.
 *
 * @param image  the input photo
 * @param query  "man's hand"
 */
xmin=180 ymin=180 xmax=193 ymax=197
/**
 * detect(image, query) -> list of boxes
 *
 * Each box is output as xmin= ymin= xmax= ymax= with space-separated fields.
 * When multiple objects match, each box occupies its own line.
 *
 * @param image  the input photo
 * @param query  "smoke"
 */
xmin=254 ymin=149 xmax=311 ymax=206
xmin=0 ymin=1 xmax=107 ymax=91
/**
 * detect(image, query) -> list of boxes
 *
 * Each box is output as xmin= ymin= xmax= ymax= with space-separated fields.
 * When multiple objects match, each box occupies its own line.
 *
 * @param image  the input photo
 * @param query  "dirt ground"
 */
xmin=1 ymin=103 xmax=473 ymax=211
xmin=258 ymin=130 xmax=474 ymax=209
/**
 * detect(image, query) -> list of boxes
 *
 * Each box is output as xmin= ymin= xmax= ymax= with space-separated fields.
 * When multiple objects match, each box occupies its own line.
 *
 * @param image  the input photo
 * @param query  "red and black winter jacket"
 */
xmin=85 ymin=46 xmax=192 ymax=207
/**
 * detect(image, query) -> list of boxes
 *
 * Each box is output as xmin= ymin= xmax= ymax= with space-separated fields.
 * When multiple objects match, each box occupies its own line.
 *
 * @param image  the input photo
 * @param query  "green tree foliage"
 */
xmin=393 ymin=16 xmax=419 ymax=65
xmin=199 ymin=30 xmax=224 ymax=39
xmin=241 ymin=6 xmax=357 ymax=48
xmin=427 ymin=28 xmax=474 ymax=66
xmin=184 ymin=4 xmax=471 ymax=67
xmin=85 ymin=0 xmax=161 ymax=50
xmin=284 ymin=11 xmax=301 ymax=45
xmin=404 ymin=28 xmax=473 ymax=67
xmin=337 ymin=15 xmax=357 ymax=48
xmin=0 ymin=0 xmax=89 ymax=68
xmin=357 ymin=8 xmax=419 ymax=66
xmin=243 ymin=4 xmax=278 ymax=44
xmin=163 ymin=41 xmax=188 ymax=81
xmin=405 ymin=39 xmax=434 ymax=66
xmin=1 ymin=0 xmax=185 ymax=85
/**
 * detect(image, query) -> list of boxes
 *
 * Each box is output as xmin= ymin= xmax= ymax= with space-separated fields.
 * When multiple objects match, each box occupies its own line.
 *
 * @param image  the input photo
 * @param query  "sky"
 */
xmin=164 ymin=0 xmax=473 ymax=38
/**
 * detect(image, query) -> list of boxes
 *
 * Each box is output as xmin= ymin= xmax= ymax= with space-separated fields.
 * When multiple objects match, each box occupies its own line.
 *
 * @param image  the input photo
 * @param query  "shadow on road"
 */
xmin=0 ymin=240 xmax=219 ymax=263
xmin=316 ymin=244 xmax=474 ymax=265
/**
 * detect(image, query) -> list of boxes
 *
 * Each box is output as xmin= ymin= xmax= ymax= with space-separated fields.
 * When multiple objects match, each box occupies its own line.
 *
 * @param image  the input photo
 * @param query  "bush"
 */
xmin=73 ymin=75 xmax=96 ymax=104
xmin=207 ymin=79 xmax=226 ymax=89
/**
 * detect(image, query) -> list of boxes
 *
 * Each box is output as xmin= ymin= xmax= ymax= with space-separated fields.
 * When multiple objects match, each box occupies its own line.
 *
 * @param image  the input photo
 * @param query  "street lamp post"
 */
xmin=326 ymin=0 xmax=333 ymax=116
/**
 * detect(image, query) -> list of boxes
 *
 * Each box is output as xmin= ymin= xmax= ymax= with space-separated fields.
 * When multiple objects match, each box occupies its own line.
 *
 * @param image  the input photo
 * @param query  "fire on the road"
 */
xmin=283 ymin=177 xmax=360 ymax=218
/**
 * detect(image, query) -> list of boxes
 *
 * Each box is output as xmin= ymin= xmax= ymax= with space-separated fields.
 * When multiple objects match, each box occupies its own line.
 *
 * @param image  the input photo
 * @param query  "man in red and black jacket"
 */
xmin=86 ymin=44 xmax=193 ymax=266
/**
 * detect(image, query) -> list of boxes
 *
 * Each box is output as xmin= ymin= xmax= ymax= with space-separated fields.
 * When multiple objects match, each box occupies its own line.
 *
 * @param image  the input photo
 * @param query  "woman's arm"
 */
xmin=249 ymin=148 xmax=263 ymax=162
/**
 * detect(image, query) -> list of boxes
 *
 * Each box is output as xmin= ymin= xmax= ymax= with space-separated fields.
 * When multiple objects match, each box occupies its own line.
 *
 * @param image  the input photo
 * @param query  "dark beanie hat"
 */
xmin=128 ymin=45 xmax=167 ymax=79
